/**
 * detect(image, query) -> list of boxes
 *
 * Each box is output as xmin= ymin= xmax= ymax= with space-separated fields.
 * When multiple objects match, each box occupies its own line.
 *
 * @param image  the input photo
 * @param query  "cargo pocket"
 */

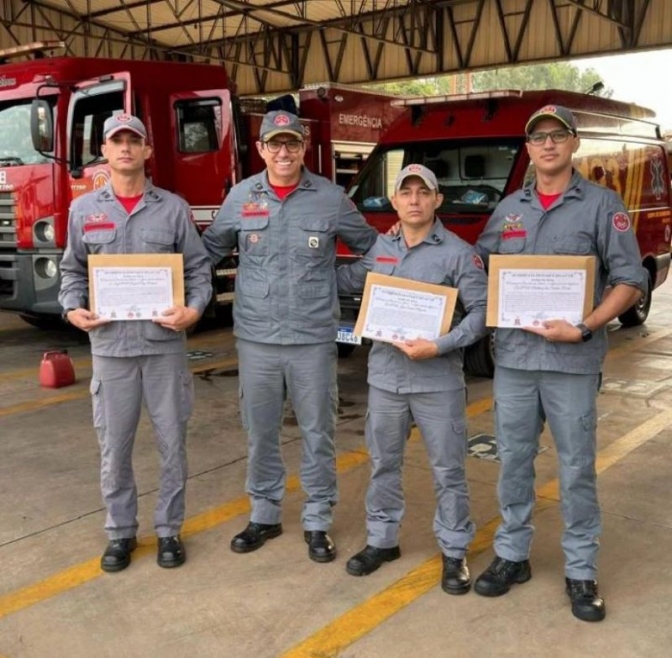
xmin=179 ymin=371 xmax=195 ymax=424
xmin=238 ymin=386 xmax=249 ymax=432
xmin=90 ymin=377 xmax=105 ymax=430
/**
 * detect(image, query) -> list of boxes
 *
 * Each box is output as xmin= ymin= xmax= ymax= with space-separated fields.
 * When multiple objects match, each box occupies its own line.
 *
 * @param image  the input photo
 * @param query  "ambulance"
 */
xmin=339 ymin=89 xmax=672 ymax=375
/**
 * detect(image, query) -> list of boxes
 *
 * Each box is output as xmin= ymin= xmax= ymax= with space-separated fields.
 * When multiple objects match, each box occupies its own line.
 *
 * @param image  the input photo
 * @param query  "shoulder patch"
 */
xmin=472 ymin=253 xmax=485 ymax=270
xmin=612 ymin=211 xmax=631 ymax=232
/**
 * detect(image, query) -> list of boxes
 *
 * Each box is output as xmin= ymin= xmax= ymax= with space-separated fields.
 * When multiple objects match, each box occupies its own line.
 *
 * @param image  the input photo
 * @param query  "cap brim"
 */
xmin=262 ymin=129 xmax=304 ymax=141
xmin=395 ymin=174 xmax=437 ymax=191
xmin=525 ymin=114 xmax=574 ymax=134
xmin=104 ymin=126 xmax=147 ymax=140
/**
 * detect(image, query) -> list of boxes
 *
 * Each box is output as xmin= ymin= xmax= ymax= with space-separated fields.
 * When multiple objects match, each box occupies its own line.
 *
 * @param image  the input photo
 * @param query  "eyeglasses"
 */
xmin=527 ymin=129 xmax=574 ymax=145
xmin=263 ymin=139 xmax=304 ymax=153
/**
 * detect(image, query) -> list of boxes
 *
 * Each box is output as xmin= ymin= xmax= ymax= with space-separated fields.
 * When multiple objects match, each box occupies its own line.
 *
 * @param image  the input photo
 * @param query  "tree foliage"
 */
xmin=367 ymin=62 xmax=613 ymax=98
xmin=471 ymin=62 xmax=612 ymax=96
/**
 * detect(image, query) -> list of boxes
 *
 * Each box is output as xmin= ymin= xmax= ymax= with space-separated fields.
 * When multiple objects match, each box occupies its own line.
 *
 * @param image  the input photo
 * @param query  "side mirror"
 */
xmin=31 ymin=99 xmax=54 ymax=153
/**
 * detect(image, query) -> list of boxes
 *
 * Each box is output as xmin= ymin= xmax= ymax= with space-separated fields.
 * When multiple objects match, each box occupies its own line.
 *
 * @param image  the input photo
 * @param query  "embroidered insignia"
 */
xmin=612 ymin=212 xmax=631 ymax=232
xmin=504 ymin=213 xmax=523 ymax=223
xmin=375 ymin=256 xmax=399 ymax=264
xmin=407 ymin=164 xmax=423 ymax=173
xmin=308 ymin=236 xmax=319 ymax=249
xmin=274 ymin=114 xmax=291 ymax=126
xmin=472 ymin=254 xmax=484 ymax=270
xmin=83 ymin=222 xmax=116 ymax=232
xmin=93 ymin=171 xmax=109 ymax=190
xmin=116 ymin=114 xmax=133 ymax=123
xmin=248 ymin=234 xmax=260 ymax=244
xmin=501 ymin=230 xmax=527 ymax=240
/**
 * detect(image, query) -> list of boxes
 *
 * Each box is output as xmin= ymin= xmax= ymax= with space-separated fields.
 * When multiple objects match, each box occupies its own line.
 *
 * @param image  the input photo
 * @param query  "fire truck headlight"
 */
xmin=35 ymin=257 xmax=58 ymax=280
xmin=35 ymin=221 xmax=55 ymax=244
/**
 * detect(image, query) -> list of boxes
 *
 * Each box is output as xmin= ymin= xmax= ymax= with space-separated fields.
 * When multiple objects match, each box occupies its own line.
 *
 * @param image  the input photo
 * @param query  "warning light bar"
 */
xmin=391 ymin=89 xmax=524 ymax=107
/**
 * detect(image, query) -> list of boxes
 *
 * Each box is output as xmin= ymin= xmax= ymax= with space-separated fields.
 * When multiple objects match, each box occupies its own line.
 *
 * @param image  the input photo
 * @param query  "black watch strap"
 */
xmin=576 ymin=322 xmax=593 ymax=342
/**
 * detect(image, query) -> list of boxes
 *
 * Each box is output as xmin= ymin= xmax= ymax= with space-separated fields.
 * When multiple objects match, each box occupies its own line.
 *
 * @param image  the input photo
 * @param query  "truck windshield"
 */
xmin=349 ymin=139 xmax=522 ymax=213
xmin=0 ymin=100 xmax=54 ymax=165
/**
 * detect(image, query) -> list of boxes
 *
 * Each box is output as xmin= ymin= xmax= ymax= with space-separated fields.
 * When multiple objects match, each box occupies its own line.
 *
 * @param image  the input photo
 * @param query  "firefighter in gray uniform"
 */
xmin=473 ymin=105 xmax=646 ymax=621
xmin=201 ymin=110 xmax=377 ymax=562
xmin=337 ymin=164 xmax=488 ymax=594
xmin=59 ymin=114 xmax=212 ymax=573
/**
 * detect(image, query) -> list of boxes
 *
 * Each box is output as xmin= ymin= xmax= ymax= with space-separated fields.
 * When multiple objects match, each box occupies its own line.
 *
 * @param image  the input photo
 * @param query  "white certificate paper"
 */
xmin=361 ymin=284 xmax=447 ymax=342
xmin=93 ymin=266 xmax=174 ymax=320
xmin=498 ymin=268 xmax=587 ymax=327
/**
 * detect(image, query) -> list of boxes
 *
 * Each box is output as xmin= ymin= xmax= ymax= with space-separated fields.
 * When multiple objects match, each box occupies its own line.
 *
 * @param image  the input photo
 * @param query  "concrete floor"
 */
xmin=1 ymin=280 xmax=672 ymax=658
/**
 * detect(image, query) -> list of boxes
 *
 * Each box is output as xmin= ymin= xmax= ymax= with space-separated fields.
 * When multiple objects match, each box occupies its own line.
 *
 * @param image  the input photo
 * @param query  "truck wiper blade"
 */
xmin=0 ymin=156 xmax=24 ymax=166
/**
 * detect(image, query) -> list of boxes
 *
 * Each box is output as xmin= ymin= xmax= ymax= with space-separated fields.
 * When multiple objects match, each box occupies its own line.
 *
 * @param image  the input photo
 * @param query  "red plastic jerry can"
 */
xmin=39 ymin=350 xmax=76 ymax=388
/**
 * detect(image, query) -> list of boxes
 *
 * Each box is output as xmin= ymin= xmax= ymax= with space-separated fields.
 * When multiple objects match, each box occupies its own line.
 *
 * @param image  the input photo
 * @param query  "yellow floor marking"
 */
xmin=0 ymin=395 xmax=490 ymax=621
xmin=0 ymin=357 xmax=239 ymax=419
xmin=0 ymin=325 xmax=665 ymax=626
xmin=0 ymin=330 xmax=234 ymax=384
xmin=0 ymin=447 xmax=370 ymax=621
xmin=280 ymin=408 xmax=672 ymax=658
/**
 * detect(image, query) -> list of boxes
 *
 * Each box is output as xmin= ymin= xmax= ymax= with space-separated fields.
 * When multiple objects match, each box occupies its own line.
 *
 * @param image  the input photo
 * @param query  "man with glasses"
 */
xmin=202 ymin=110 xmax=378 ymax=563
xmin=473 ymin=105 xmax=647 ymax=621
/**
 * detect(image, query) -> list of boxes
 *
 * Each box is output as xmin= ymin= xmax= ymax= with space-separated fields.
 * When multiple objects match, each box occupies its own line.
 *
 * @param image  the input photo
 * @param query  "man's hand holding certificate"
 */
xmin=354 ymin=273 xmax=458 ymax=353
xmin=486 ymin=255 xmax=596 ymax=340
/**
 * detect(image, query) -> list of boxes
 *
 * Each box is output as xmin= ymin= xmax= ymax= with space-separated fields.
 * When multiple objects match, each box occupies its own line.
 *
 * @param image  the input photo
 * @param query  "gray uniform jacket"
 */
xmin=337 ymin=219 xmax=489 ymax=393
xmin=59 ymin=182 xmax=213 ymax=358
xmin=201 ymin=168 xmax=378 ymax=345
xmin=475 ymin=170 xmax=647 ymax=375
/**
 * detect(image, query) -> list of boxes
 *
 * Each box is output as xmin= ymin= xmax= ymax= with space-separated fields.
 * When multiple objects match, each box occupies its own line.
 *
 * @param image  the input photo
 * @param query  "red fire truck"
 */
xmin=339 ymin=89 xmax=672 ymax=375
xmin=0 ymin=41 xmax=403 ymax=327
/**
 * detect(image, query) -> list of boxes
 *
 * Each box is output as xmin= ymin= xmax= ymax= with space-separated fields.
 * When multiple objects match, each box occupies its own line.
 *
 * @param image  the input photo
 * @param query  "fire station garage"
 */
xmin=2 ymin=1 xmax=672 ymax=657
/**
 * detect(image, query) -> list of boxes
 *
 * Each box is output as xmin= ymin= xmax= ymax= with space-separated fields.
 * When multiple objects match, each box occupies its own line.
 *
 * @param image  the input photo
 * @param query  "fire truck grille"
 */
xmin=0 ymin=192 xmax=16 ymax=249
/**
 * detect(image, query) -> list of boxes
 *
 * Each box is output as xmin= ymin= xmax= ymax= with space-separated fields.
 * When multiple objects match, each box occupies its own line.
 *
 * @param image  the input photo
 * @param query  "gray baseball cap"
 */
xmin=525 ymin=105 xmax=577 ymax=135
xmin=260 ymin=110 xmax=304 ymax=141
xmin=394 ymin=164 xmax=439 ymax=192
xmin=103 ymin=114 xmax=148 ymax=140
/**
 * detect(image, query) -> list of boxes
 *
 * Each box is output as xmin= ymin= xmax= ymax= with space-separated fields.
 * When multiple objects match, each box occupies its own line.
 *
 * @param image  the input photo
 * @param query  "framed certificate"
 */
xmin=354 ymin=272 xmax=458 ymax=343
xmin=486 ymin=254 xmax=596 ymax=328
xmin=88 ymin=254 xmax=185 ymax=321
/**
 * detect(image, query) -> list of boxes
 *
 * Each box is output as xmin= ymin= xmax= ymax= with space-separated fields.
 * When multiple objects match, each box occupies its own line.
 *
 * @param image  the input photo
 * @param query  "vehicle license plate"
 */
xmin=336 ymin=326 xmax=362 ymax=345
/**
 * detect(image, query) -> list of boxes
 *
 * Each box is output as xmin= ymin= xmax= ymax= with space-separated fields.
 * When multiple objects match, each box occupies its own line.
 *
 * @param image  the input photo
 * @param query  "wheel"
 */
xmin=337 ymin=343 xmax=357 ymax=358
xmin=618 ymin=274 xmax=652 ymax=327
xmin=464 ymin=333 xmax=495 ymax=378
xmin=19 ymin=313 xmax=65 ymax=330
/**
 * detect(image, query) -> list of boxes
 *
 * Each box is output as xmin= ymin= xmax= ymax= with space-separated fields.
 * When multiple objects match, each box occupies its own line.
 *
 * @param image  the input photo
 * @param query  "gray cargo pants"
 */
xmin=90 ymin=353 xmax=194 ymax=539
xmin=365 ymin=385 xmax=475 ymax=557
xmin=493 ymin=365 xmax=601 ymax=579
xmin=236 ymin=338 xmax=338 ymax=531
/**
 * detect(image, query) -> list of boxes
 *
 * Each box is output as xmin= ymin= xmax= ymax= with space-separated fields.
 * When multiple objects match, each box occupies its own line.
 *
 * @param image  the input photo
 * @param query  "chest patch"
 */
xmin=241 ymin=202 xmax=269 ymax=218
xmin=375 ymin=256 xmax=399 ymax=264
xmin=248 ymin=233 xmax=260 ymax=244
xmin=308 ymin=236 xmax=320 ymax=249
xmin=84 ymin=216 xmax=115 ymax=232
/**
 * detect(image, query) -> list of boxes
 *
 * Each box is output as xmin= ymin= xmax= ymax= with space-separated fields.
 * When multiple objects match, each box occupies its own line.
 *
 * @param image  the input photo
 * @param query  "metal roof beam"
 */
xmin=563 ymin=0 xmax=633 ymax=31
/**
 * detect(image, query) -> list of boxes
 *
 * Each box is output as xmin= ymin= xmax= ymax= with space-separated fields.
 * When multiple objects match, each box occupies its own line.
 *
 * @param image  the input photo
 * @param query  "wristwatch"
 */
xmin=576 ymin=322 xmax=593 ymax=342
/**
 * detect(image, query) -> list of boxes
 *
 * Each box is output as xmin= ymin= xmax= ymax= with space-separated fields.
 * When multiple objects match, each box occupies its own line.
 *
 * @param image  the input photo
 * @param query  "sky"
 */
xmin=572 ymin=48 xmax=672 ymax=132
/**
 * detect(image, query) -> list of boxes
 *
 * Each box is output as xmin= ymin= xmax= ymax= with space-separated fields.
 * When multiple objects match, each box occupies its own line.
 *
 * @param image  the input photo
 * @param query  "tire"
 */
xmin=337 ymin=343 xmax=357 ymax=358
xmin=618 ymin=274 xmax=652 ymax=327
xmin=464 ymin=333 xmax=495 ymax=378
xmin=19 ymin=313 xmax=65 ymax=330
